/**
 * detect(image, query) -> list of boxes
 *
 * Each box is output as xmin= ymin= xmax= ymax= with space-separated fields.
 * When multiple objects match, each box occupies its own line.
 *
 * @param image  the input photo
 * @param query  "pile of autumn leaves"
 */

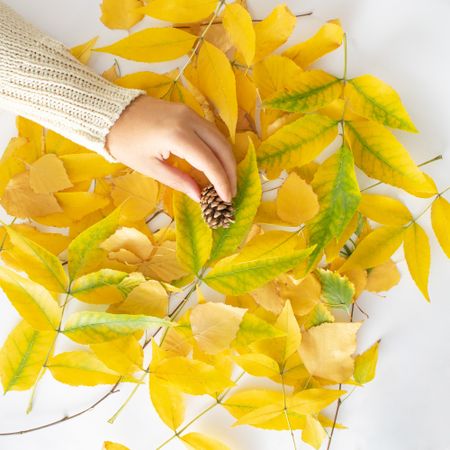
xmin=0 ymin=1 xmax=449 ymax=449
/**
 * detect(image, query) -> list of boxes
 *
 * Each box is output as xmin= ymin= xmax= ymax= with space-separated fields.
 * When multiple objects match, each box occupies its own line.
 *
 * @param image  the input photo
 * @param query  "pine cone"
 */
xmin=200 ymin=185 xmax=235 ymax=229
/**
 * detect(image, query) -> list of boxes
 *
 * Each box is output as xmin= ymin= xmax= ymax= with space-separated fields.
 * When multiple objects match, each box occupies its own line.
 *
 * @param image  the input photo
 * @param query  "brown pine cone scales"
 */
xmin=200 ymin=185 xmax=235 ymax=229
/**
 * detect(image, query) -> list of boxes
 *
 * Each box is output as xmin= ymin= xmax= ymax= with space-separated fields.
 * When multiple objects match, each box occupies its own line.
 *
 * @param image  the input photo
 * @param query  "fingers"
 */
xmin=193 ymin=120 xmax=237 ymax=197
xmin=171 ymin=131 xmax=234 ymax=202
xmin=144 ymin=159 xmax=201 ymax=202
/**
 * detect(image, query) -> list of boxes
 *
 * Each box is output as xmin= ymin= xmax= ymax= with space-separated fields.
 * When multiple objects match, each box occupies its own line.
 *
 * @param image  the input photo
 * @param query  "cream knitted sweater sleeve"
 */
xmin=0 ymin=1 xmax=146 ymax=162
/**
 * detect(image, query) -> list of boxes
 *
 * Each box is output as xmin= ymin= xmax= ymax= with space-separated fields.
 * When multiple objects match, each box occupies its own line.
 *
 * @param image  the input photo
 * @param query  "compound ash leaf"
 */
xmin=100 ymin=0 xmax=144 ymax=30
xmin=404 ymin=223 xmax=431 ymax=301
xmin=353 ymin=340 xmax=380 ymax=384
xmin=0 ymin=267 xmax=60 ymax=331
xmin=0 ymin=321 xmax=55 ymax=392
xmin=174 ymin=191 xmax=212 ymax=275
xmin=359 ymin=193 xmax=413 ymax=226
xmin=181 ymin=432 xmax=230 ymax=450
xmin=141 ymin=0 xmax=219 ymax=23
xmin=344 ymin=75 xmax=417 ymax=132
xmin=316 ymin=268 xmax=355 ymax=311
xmin=95 ymin=28 xmax=197 ymax=63
xmin=431 ymin=196 xmax=450 ymax=258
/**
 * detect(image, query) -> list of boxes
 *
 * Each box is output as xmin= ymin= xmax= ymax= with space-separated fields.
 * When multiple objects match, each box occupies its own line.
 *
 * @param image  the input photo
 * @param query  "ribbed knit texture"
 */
xmin=0 ymin=1 xmax=146 ymax=162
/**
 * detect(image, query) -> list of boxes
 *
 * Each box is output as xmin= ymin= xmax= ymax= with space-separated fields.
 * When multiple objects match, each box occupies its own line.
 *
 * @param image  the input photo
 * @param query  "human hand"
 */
xmin=105 ymin=94 xmax=237 ymax=202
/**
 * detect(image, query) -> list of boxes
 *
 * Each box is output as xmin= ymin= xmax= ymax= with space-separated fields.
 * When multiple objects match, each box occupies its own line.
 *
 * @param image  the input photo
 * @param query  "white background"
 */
xmin=0 ymin=1 xmax=449 ymax=449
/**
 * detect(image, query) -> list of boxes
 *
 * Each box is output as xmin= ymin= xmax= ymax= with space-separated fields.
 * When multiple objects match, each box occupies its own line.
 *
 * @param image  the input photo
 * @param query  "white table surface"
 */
xmin=0 ymin=1 xmax=449 ymax=449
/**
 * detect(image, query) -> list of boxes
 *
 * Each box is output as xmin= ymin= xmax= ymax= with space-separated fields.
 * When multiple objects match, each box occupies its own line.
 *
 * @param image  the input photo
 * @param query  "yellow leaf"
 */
xmin=276 ymin=172 xmax=319 ymax=225
xmin=366 ymin=259 xmax=401 ymax=292
xmin=91 ymin=336 xmax=143 ymax=375
xmin=257 ymin=114 xmax=338 ymax=179
xmin=359 ymin=193 xmax=412 ymax=226
xmin=181 ymin=432 xmax=230 ymax=450
xmin=190 ymin=302 xmax=246 ymax=354
xmin=153 ymin=356 xmax=233 ymax=395
xmin=100 ymin=0 xmax=144 ymax=30
xmin=353 ymin=340 xmax=380 ymax=384
xmin=103 ymin=442 xmax=130 ymax=450
xmin=222 ymin=3 xmax=255 ymax=66
xmin=264 ymin=70 xmax=342 ymax=113
xmin=344 ymin=75 xmax=417 ymax=132
xmin=300 ymin=302 xmax=335 ymax=330
xmin=283 ymin=19 xmax=344 ymax=68
xmin=0 ymin=267 xmax=60 ymax=331
xmin=431 ymin=197 xmax=450 ymax=258
xmin=59 ymin=153 xmax=121 ymax=183
xmin=29 ymin=154 xmax=73 ymax=193
xmin=192 ymin=41 xmax=237 ymax=139
xmin=253 ymin=5 xmax=296 ymax=63
xmin=102 ymin=63 xmax=120 ymax=82
xmin=141 ymin=0 xmax=218 ymax=23
xmin=96 ymin=28 xmax=197 ymax=63
xmin=250 ymin=281 xmax=284 ymax=314
xmin=404 ymin=223 xmax=430 ymax=301
xmin=0 ymin=321 xmax=55 ymax=392
xmin=150 ymin=375 xmax=185 ymax=430
xmin=47 ymin=351 xmax=125 ymax=386
xmin=173 ymin=192 xmax=212 ymax=274
xmin=223 ymin=389 xmax=283 ymax=420
xmin=70 ymin=37 xmax=99 ymax=64
xmin=299 ymin=322 xmax=362 ymax=383
xmin=345 ymin=120 xmax=431 ymax=195
xmin=111 ymin=172 xmax=159 ymax=221
xmin=340 ymin=226 xmax=405 ymax=272
xmin=278 ymin=273 xmax=321 ymax=316
xmin=0 ymin=136 xmax=31 ymax=196
xmin=302 ymin=415 xmax=327 ymax=449
xmin=233 ymin=353 xmax=279 ymax=378
xmin=272 ymin=300 xmax=301 ymax=363
xmin=63 ymin=311 xmax=171 ymax=344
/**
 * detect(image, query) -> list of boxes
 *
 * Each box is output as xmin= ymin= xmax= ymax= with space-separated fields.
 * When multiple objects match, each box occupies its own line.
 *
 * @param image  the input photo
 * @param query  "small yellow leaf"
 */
xmin=100 ymin=0 xmax=144 ymax=30
xmin=29 ymin=154 xmax=73 ymax=193
xmin=353 ymin=340 xmax=380 ymax=384
xmin=250 ymin=281 xmax=284 ymax=314
xmin=359 ymin=193 xmax=412 ymax=226
xmin=59 ymin=153 xmax=121 ymax=183
xmin=278 ymin=273 xmax=321 ymax=316
xmin=431 ymin=197 xmax=450 ymax=258
xmin=103 ymin=442 xmax=130 ymax=450
xmin=70 ymin=37 xmax=99 ymax=64
xmin=404 ymin=223 xmax=430 ymax=301
xmin=366 ymin=259 xmax=401 ymax=292
xmin=302 ymin=415 xmax=327 ymax=449
xmin=233 ymin=353 xmax=279 ymax=378
xmin=141 ymin=0 xmax=218 ymax=23
xmin=299 ymin=322 xmax=362 ymax=383
xmin=190 ymin=302 xmax=246 ymax=354
xmin=181 ymin=432 xmax=230 ymax=450
xmin=276 ymin=172 xmax=319 ymax=225
xmin=95 ymin=28 xmax=197 ymax=63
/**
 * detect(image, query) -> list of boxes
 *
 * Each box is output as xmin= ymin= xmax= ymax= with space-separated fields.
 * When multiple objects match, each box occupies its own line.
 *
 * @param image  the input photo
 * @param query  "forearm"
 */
xmin=0 ymin=1 xmax=145 ymax=161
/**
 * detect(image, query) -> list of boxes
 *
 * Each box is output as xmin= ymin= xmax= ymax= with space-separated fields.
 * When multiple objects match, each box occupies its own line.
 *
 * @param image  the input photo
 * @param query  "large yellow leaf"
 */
xmin=150 ymin=375 xmax=185 ymax=430
xmin=263 ymin=70 xmax=342 ymax=113
xmin=173 ymin=191 xmax=212 ymax=274
xmin=192 ymin=41 xmax=237 ymax=139
xmin=47 ymin=351 xmax=126 ymax=386
xmin=181 ymin=432 xmax=230 ymax=450
xmin=282 ymin=19 xmax=344 ymax=68
xmin=0 ymin=321 xmax=55 ymax=392
xmin=306 ymin=146 xmax=361 ymax=267
xmin=233 ymin=353 xmax=279 ymax=378
xmin=153 ymin=356 xmax=233 ymax=395
xmin=302 ymin=415 xmax=327 ymax=449
xmin=63 ymin=311 xmax=171 ymax=344
xmin=345 ymin=120 xmax=432 ymax=196
xmin=95 ymin=28 xmax=197 ymax=63
xmin=29 ymin=154 xmax=73 ymax=193
xmin=59 ymin=153 xmax=121 ymax=183
xmin=5 ymin=226 xmax=69 ymax=292
xmin=431 ymin=197 xmax=450 ymax=258
xmin=288 ymin=388 xmax=345 ymax=415
xmin=223 ymin=389 xmax=283 ymax=420
xmin=141 ymin=0 xmax=218 ymax=23
xmin=340 ymin=226 xmax=405 ymax=272
xmin=0 ymin=267 xmax=60 ymax=331
xmin=190 ymin=302 xmax=246 ymax=354
xmin=204 ymin=231 xmax=313 ymax=295
xmin=253 ymin=4 xmax=296 ymax=63
xmin=359 ymin=193 xmax=412 ymax=226
xmin=344 ymin=75 xmax=417 ymax=132
xmin=210 ymin=141 xmax=261 ymax=261
xmin=353 ymin=340 xmax=379 ymax=384
xmin=257 ymin=114 xmax=338 ymax=178
xmin=404 ymin=223 xmax=430 ymax=301
xmin=100 ymin=0 xmax=144 ymax=30
xmin=299 ymin=322 xmax=362 ymax=383
xmin=222 ymin=3 xmax=255 ymax=66
xmin=68 ymin=207 xmax=121 ymax=279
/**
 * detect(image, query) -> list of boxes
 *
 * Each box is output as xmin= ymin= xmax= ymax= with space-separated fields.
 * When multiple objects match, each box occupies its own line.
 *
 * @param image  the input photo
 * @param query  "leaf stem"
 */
xmin=281 ymin=372 xmax=297 ymax=450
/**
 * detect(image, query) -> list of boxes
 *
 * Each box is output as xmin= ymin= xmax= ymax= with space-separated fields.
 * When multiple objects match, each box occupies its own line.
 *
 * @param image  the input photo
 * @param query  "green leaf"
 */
xmin=354 ymin=340 xmax=380 ymax=384
xmin=210 ymin=141 xmax=261 ymax=261
xmin=316 ymin=269 xmax=355 ymax=311
xmin=173 ymin=192 xmax=212 ymax=274
xmin=263 ymin=70 xmax=342 ymax=113
xmin=5 ymin=226 xmax=68 ymax=292
xmin=257 ymin=114 xmax=338 ymax=178
xmin=0 ymin=267 xmax=60 ymax=330
xmin=63 ymin=311 xmax=172 ymax=344
xmin=233 ymin=312 xmax=285 ymax=347
xmin=307 ymin=146 xmax=361 ymax=267
xmin=0 ymin=321 xmax=55 ymax=392
xmin=68 ymin=207 xmax=121 ymax=279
